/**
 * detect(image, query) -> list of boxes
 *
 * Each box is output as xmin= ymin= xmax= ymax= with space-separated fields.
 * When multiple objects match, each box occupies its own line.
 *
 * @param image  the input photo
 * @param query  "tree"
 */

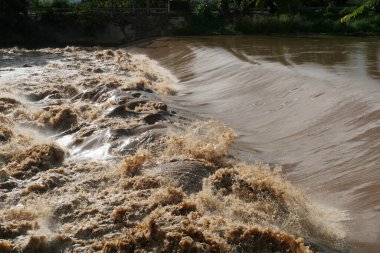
xmin=249 ymin=0 xmax=302 ymax=13
xmin=341 ymin=0 xmax=379 ymax=21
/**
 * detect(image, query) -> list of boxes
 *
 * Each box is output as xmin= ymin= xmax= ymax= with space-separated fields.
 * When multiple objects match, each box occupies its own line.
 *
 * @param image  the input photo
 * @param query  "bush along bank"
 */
xmin=174 ymin=10 xmax=380 ymax=36
xmin=1 ymin=4 xmax=379 ymax=47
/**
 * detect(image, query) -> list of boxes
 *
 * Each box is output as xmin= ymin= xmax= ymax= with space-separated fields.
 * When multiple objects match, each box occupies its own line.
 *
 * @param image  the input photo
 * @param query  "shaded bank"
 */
xmin=1 ymin=6 xmax=380 ymax=48
xmin=175 ymin=12 xmax=380 ymax=36
xmin=0 ymin=14 xmax=170 ymax=48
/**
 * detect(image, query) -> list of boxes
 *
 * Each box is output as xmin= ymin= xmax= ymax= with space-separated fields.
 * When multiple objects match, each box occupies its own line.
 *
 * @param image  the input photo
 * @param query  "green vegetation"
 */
xmin=176 ymin=6 xmax=380 ymax=35
xmin=0 ymin=0 xmax=379 ymax=47
xmin=341 ymin=0 xmax=379 ymax=21
xmin=176 ymin=0 xmax=380 ymax=35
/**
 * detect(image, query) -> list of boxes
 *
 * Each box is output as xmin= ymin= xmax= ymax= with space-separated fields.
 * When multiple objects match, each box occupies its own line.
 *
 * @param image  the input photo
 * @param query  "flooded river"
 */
xmin=0 ymin=36 xmax=379 ymax=253
xmin=133 ymin=36 xmax=380 ymax=253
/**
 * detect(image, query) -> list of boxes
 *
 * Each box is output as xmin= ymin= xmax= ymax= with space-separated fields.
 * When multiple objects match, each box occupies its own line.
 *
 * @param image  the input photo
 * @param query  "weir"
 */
xmin=133 ymin=35 xmax=380 ymax=253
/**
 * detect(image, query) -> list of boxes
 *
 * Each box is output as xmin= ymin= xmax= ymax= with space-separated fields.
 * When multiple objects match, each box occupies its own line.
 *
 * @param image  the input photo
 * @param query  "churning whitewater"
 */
xmin=0 ymin=46 xmax=346 ymax=252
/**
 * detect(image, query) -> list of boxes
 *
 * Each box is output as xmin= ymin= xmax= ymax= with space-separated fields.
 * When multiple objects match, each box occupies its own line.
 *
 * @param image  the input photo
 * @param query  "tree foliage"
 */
xmin=341 ymin=0 xmax=379 ymax=22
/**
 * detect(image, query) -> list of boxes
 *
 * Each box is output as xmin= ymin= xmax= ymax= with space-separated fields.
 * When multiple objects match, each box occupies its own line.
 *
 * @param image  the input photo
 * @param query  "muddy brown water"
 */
xmin=132 ymin=36 xmax=380 ymax=253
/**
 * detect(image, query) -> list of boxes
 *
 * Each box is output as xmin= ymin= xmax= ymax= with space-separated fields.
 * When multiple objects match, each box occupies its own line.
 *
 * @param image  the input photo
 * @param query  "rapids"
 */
xmin=0 ymin=46 xmax=331 ymax=253
xmin=0 ymin=35 xmax=378 ymax=253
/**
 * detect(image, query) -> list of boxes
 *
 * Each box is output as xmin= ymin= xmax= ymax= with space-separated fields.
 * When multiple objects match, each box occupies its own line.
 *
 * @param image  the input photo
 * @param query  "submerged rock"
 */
xmin=144 ymin=160 xmax=211 ymax=193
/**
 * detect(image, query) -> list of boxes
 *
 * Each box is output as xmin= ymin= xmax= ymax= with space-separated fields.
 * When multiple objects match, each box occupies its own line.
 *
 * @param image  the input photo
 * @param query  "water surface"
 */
xmin=133 ymin=35 xmax=380 ymax=253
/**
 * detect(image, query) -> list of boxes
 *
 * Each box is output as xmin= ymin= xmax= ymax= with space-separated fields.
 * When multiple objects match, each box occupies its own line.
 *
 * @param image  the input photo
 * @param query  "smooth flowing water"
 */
xmin=133 ymin=36 xmax=380 ymax=253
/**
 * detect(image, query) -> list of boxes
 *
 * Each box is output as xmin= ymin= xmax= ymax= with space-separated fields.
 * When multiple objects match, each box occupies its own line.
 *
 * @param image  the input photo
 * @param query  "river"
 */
xmin=132 ymin=35 xmax=380 ymax=253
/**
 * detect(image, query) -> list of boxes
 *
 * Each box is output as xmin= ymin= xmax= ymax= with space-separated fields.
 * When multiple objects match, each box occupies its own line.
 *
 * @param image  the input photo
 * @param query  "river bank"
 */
xmin=176 ymin=13 xmax=380 ymax=36
xmin=0 ymin=15 xmax=171 ymax=48
xmin=1 ymin=9 xmax=380 ymax=48
xmin=0 ymin=47 xmax=347 ymax=252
